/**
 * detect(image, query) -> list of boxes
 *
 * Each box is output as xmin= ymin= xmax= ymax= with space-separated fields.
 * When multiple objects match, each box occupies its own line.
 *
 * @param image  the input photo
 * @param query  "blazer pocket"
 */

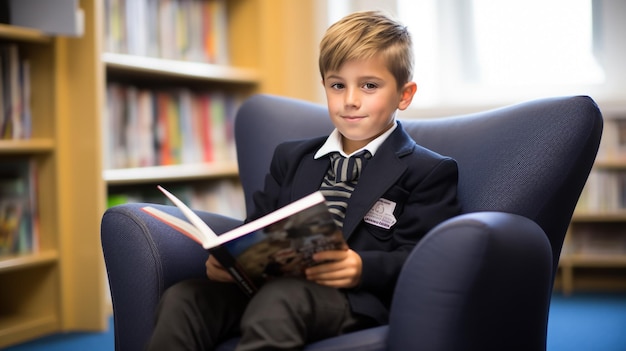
xmin=362 ymin=185 xmax=409 ymax=241
xmin=363 ymin=223 xmax=394 ymax=242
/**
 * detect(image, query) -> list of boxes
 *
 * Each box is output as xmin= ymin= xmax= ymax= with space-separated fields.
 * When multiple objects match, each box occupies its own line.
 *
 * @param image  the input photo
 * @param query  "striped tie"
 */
xmin=320 ymin=150 xmax=372 ymax=228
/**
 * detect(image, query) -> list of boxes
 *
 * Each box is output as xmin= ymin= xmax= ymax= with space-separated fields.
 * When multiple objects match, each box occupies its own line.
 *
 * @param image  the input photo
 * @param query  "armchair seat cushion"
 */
xmin=216 ymin=326 xmax=388 ymax=351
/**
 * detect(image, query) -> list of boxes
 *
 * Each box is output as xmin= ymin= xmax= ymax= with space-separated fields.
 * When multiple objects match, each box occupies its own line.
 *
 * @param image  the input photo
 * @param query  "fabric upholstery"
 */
xmin=102 ymin=94 xmax=602 ymax=351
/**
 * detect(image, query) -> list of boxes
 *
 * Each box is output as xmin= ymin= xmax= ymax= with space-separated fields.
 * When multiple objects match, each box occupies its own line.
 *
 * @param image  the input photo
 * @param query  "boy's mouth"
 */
xmin=342 ymin=115 xmax=366 ymax=121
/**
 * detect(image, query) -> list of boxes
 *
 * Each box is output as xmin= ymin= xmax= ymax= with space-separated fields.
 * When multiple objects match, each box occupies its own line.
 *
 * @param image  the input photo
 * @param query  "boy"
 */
xmin=147 ymin=10 xmax=460 ymax=350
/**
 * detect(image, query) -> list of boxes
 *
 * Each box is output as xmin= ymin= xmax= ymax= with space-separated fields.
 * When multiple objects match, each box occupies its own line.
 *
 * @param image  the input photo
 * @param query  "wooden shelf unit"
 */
xmin=558 ymin=103 xmax=626 ymax=295
xmin=101 ymin=49 xmax=251 ymax=192
xmin=100 ymin=0 xmax=322 ymax=202
xmin=1 ymin=0 xmax=320 ymax=347
xmin=101 ymin=0 xmax=268 ymax=216
xmin=0 ymin=0 xmax=107 ymax=348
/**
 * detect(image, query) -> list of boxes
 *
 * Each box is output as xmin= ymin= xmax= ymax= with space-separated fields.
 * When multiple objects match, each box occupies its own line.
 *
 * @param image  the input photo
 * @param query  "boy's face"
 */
xmin=322 ymin=55 xmax=416 ymax=154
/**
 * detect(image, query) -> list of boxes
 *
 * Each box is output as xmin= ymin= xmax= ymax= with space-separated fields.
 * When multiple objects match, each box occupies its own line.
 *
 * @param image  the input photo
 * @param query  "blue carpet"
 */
xmin=547 ymin=293 xmax=626 ymax=351
xmin=4 ymin=293 xmax=626 ymax=351
xmin=2 ymin=317 xmax=115 ymax=351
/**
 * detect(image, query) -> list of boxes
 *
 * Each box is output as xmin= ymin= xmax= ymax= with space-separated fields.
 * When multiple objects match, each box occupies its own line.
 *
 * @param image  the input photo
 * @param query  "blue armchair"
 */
xmin=102 ymin=94 xmax=602 ymax=351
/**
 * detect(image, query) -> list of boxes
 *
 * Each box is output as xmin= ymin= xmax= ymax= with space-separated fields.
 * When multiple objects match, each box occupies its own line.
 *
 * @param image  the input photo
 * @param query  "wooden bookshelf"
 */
xmin=0 ymin=0 xmax=107 ymax=348
xmin=98 ymin=0 xmax=322 ymax=228
xmin=558 ymin=103 xmax=626 ymax=295
xmin=0 ymin=0 xmax=319 ymax=347
xmin=101 ymin=0 xmax=267 ymax=216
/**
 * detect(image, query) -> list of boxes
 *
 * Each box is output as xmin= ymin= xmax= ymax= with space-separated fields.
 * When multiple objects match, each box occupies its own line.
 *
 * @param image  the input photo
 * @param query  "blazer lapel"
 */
xmin=342 ymin=127 xmax=415 ymax=240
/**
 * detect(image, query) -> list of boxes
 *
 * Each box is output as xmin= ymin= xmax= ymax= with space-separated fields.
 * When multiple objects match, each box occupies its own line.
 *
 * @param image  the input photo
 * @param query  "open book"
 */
xmin=141 ymin=186 xmax=347 ymax=296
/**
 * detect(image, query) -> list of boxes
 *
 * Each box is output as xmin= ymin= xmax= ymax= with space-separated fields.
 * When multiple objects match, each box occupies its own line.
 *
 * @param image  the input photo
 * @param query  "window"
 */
xmin=468 ymin=0 xmax=603 ymax=87
xmin=326 ymin=0 xmax=625 ymax=110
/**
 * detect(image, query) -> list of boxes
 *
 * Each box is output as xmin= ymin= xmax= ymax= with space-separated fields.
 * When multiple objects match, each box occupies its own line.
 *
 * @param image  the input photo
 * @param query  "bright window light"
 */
xmin=471 ymin=0 xmax=604 ymax=86
xmin=394 ymin=0 xmax=610 ymax=107
xmin=325 ymin=0 xmax=619 ymax=108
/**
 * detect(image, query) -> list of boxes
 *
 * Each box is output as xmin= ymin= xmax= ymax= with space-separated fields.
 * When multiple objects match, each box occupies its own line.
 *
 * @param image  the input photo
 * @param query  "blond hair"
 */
xmin=319 ymin=10 xmax=414 ymax=89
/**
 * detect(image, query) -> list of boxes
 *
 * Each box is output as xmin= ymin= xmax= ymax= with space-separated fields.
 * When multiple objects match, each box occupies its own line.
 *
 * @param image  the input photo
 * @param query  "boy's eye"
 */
xmin=363 ymin=82 xmax=378 ymax=90
xmin=330 ymin=83 xmax=345 ymax=90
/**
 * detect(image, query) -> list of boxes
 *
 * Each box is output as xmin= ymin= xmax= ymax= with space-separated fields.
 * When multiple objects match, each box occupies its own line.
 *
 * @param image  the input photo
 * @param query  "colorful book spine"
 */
xmin=104 ymin=0 xmax=229 ymax=64
xmin=0 ymin=159 xmax=38 ymax=256
xmin=105 ymin=83 xmax=239 ymax=169
xmin=0 ymin=44 xmax=31 ymax=140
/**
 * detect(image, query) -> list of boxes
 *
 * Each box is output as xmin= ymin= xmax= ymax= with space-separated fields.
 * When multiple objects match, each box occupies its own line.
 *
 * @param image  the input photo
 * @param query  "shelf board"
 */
xmin=0 ymin=313 xmax=58 ymax=349
xmin=0 ymin=139 xmax=55 ymax=154
xmin=103 ymin=52 xmax=261 ymax=84
xmin=572 ymin=212 xmax=626 ymax=222
xmin=0 ymin=250 xmax=59 ymax=274
xmin=0 ymin=24 xmax=51 ymax=43
xmin=593 ymin=159 xmax=626 ymax=169
xmin=104 ymin=162 xmax=239 ymax=185
xmin=560 ymin=253 xmax=626 ymax=268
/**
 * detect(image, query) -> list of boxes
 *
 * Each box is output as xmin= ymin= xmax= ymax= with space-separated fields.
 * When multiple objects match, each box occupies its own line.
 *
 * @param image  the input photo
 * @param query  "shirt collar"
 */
xmin=314 ymin=121 xmax=398 ymax=159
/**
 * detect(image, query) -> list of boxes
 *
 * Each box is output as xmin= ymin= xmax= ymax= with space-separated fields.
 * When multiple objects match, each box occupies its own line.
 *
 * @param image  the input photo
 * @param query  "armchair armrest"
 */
xmin=389 ymin=212 xmax=553 ymax=351
xmin=101 ymin=203 xmax=243 ymax=351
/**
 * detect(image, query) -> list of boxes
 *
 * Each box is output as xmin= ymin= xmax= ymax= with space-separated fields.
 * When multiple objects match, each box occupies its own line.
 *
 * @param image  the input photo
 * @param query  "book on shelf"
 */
xmin=596 ymin=115 xmax=626 ymax=162
xmin=141 ymin=186 xmax=346 ymax=296
xmin=567 ymin=223 xmax=626 ymax=256
xmin=1 ymin=43 xmax=31 ymax=140
xmin=575 ymin=169 xmax=626 ymax=213
xmin=0 ymin=159 xmax=38 ymax=257
xmin=107 ymin=179 xmax=245 ymax=219
xmin=105 ymin=83 xmax=238 ymax=169
xmin=105 ymin=0 xmax=229 ymax=64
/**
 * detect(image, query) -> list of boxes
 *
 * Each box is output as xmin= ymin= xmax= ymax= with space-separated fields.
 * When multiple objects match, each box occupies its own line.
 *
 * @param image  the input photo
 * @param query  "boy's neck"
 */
xmin=340 ymin=121 xmax=397 ymax=156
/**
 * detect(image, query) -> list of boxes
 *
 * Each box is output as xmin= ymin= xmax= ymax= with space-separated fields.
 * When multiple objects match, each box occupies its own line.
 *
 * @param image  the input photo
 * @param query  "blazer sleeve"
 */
xmin=247 ymin=143 xmax=290 ymax=222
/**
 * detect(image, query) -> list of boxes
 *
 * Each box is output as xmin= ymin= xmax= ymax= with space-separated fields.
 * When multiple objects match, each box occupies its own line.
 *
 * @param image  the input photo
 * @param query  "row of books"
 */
xmin=105 ymin=83 xmax=239 ymax=169
xmin=565 ymin=224 xmax=626 ymax=256
xmin=1 ymin=44 xmax=31 ymax=140
xmin=108 ymin=179 xmax=246 ymax=219
xmin=575 ymin=169 xmax=626 ymax=213
xmin=0 ymin=159 xmax=38 ymax=257
xmin=104 ymin=0 xmax=229 ymax=64
xmin=597 ymin=117 xmax=626 ymax=162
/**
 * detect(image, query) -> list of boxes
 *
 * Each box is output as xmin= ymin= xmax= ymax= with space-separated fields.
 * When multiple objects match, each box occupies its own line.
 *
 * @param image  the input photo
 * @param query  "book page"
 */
xmin=216 ymin=191 xmax=327 ymax=245
xmin=157 ymin=185 xmax=218 ymax=246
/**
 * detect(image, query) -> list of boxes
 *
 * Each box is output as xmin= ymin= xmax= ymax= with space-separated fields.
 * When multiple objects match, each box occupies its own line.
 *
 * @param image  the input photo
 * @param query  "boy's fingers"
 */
xmin=313 ymin=250 xmax=347 ymax=261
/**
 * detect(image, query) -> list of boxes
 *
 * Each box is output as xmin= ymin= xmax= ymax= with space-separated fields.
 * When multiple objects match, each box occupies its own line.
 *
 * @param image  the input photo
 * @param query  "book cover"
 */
xmin=0 ymin=181 xmax=24 ymax=255
xmin=0 ymin=159 xmax=37 ymax=256
xmin=142 ymin=186 xmax=347 ymax=296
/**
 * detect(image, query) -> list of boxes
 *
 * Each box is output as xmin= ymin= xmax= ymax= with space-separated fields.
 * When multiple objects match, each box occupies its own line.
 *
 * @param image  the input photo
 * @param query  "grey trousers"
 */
xmin=145 ymin=278 xmax=375 ymax=351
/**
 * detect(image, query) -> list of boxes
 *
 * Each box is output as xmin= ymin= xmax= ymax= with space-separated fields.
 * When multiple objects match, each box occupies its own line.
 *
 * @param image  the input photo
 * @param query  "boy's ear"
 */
xmin=398 ymin=82 xmax=418 ymax=111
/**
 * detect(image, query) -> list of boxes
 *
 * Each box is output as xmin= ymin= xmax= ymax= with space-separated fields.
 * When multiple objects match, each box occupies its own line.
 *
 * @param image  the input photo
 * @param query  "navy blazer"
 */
xmin=249 ymin=122 xmax=461 ymax=324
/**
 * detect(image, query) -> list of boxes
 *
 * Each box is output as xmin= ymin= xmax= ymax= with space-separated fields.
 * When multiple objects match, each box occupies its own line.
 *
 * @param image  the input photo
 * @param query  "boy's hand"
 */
xmin=205 ymin=255 xmax=234 ymax=282
xmin=305 ymin=249 xmax=362 ymax=288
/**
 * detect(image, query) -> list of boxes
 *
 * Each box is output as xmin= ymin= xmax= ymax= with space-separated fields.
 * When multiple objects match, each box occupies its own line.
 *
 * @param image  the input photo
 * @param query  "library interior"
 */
xmin=1 ymin=0 xmax=625 ymax=349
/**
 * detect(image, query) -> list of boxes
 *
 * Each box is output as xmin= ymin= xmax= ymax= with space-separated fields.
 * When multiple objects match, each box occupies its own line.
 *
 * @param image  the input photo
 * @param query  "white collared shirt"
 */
xmin=314 ymin=121 xmax=398 ymax=159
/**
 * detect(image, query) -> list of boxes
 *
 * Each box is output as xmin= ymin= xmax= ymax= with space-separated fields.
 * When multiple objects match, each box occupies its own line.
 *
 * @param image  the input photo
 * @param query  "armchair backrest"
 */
xmin=235 ymin=94 xmax=602 ymax=278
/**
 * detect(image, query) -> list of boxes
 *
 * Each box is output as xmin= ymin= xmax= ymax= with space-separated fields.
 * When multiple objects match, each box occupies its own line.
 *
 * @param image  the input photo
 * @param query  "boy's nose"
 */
xmin=344 ymin=88 xmax=360 ymax=108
